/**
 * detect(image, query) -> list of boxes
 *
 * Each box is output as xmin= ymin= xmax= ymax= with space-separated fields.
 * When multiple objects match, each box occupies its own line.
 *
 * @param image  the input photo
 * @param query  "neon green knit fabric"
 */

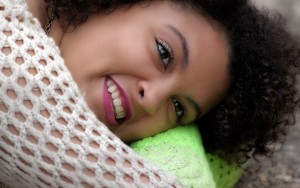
xmin=130 ymin=125 xmax=242 ymax=188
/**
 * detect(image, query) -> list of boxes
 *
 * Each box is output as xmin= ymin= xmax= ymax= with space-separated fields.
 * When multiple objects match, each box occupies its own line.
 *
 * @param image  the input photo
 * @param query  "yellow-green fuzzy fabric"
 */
xmin=130 ymin=125 xmax=242 ymax=188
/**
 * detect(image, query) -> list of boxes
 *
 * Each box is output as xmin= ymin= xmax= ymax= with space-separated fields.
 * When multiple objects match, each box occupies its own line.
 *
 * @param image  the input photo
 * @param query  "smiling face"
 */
xmin=57 ymin=1 xmax=231 ymax=142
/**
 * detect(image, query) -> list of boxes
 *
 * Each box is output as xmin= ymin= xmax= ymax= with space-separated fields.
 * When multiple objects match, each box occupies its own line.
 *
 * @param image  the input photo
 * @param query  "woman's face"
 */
xmin=58 ymin=1 xmax=230 ymax=142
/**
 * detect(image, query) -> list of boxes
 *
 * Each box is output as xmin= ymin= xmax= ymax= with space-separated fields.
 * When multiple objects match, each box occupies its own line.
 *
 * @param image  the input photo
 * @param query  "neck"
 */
xmin=26 ymin=0 xmax=64 ymax=47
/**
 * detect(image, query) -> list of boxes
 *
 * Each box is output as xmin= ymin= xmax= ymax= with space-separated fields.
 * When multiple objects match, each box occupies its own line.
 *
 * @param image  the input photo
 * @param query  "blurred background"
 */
xmin=236 ymin=1 xmax=300 ymax=188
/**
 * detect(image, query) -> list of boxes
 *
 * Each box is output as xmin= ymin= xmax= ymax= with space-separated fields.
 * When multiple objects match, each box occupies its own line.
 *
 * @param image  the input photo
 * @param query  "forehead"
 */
xmin=182 ymin=27 xmax=230 ymax=116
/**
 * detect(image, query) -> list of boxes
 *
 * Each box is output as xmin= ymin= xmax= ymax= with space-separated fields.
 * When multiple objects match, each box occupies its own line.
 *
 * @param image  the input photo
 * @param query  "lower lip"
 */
xmin=103 ymin=78 xmax=119 ymax=126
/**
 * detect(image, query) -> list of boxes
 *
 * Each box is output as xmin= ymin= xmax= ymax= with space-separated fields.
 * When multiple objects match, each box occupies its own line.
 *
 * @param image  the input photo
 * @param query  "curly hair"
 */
xmin=45 ymin=0 xmax=300 ymax=164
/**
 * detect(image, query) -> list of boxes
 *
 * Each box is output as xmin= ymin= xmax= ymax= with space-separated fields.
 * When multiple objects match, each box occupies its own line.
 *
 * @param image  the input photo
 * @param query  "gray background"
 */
xmin=236 ymin=1 xmax=300 ymax=188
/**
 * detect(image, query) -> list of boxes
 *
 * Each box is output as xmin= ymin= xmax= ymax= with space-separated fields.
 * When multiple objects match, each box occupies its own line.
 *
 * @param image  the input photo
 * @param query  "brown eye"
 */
xmin=172 ymin=97 xmax=185 ymax=124
xmin=156 ymin=38 xmax=174 ymax=70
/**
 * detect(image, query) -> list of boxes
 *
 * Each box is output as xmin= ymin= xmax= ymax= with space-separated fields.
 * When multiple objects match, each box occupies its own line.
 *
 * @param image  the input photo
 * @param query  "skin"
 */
xmin=28 ymin=1 xmax=231 ymax=142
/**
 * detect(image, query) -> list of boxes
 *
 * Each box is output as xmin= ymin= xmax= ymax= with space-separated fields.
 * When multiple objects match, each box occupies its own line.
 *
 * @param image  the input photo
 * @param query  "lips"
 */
xmin=103 ymin=76 xmax=131 ymax=126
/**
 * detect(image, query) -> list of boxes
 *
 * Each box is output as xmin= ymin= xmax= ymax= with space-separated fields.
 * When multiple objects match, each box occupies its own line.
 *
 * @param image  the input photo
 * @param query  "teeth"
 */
xmin=116 ymin=111 xmax=126 ymax=119
xmin=106 ymin=79 xmax=126 ymax=120
xmin=111 ymin=91 xmax=119 ymax=99
xmin=115 ymin=106 xmax=124 ymax=113
xmin=113 ymin=99 xmax=122 ymax=106
xmin=107 ymin=80 xmax=113 ymax=86
xmin=108 ymin=85 xmax=117 ymax=93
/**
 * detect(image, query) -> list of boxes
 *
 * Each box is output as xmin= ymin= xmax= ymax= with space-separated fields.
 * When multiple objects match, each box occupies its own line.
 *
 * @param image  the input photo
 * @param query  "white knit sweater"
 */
xmin=0 ymin=0 xmax=181 ymax=187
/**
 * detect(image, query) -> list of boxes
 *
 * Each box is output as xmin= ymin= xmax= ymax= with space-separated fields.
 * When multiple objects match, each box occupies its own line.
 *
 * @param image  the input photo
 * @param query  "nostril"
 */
xmin=139 ymin=89 xmax=144 ymax=98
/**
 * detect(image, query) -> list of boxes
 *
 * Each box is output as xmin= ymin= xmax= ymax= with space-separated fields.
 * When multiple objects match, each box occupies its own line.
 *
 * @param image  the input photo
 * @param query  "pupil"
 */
xmin=175 ymin=101 xmax=181 ymax=111
xmin=159 ymin=45 xmax=168 ymax=59
xmin=162 ymin=52 xmax=168 ymax=59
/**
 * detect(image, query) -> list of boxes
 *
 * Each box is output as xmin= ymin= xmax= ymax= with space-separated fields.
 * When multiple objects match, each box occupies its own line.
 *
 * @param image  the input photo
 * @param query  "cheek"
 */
xmin=117 ymin=114 xmax=173 ymax=142
xmin=62 ymin=36 xmax=119 ymax=82
xmin=60 ymin=36 xmax=96 ymax=81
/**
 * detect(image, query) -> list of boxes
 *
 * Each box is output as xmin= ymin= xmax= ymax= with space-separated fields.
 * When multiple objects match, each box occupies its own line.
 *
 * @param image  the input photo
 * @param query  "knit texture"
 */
xmin=0 ymin=0 xmax=181 ymax=187
xmin=131 ymin=125 xmax=216 ymax=188
xmin=131 ymin=125 xmax=242 ymax=188
xmin=206 ymin=153 xmax=242 ymax=188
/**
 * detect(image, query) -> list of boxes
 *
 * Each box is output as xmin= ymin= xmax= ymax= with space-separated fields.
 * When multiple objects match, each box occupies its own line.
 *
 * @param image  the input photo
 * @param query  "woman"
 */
xmin=0 ymin=0 xmax=299 ymax=187
xmin=41 ymin=0 xmax=300 ymax=162
xmin=40 ymin=0 xmax=231 ymax=142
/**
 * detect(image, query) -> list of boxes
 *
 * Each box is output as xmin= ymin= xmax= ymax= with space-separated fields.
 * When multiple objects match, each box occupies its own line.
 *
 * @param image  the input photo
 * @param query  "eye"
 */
xmin=172 ymin=97 xmax=186 ymax=124
xmin=155 ymin=38 xmax=174 ymax=70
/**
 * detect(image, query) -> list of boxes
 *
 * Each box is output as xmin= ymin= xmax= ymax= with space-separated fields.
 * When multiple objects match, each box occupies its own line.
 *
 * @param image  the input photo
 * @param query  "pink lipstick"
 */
xmin=103 ymin=76 xmax=131 ymax=126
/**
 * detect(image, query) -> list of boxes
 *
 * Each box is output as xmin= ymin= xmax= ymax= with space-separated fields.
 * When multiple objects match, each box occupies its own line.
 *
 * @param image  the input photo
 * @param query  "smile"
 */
xmin=107 ymin=79 xmax=126 ymax=120
xmin=103 ymin=76 xmax=131 ymax=126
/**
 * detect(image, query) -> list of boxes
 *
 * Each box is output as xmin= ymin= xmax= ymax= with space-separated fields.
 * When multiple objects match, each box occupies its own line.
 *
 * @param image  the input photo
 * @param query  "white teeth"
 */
xmin=108 ymin=85 xmax=117 ymax=93
xmin=107 ymin=80 xmax=113 ymax=87
xmin=111 ymin=91 xmax=119 ymax=99
xmin=116 ymin=111 xmax=126 ymax=119
xmin=115 ymin=106 xmax=124 ymax=113
xmin=106 ymin=79 xmax=126 ymax=120
xmin=116 ymin=106 xmax=126 ymax=118
xmin=113 ymin=99 xmax=122 ymax=106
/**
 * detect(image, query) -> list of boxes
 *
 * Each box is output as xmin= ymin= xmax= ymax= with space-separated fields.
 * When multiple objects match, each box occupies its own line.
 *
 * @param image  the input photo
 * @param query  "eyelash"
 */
xmin=155 ymin=38 xmax=174 ymax=70
xmin=172 ymin=97 xmax=186 ymax=124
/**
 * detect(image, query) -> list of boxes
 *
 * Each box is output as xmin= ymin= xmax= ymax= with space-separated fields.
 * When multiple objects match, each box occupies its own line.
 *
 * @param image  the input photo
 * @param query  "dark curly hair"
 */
xmin=46 ymin=0 xmax=300 ymax=164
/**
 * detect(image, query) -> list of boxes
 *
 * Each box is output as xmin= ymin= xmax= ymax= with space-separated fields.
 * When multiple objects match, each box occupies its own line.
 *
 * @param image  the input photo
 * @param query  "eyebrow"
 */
xmin=166 ymin=24 xmax=189 ymax=68
xmin=186 ymin=97 xmax=202 ymax=121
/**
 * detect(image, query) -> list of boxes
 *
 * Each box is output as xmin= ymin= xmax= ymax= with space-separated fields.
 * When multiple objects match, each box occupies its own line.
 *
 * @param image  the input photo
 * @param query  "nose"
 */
xmin=137 ymin=79 xmax=170 ymax=116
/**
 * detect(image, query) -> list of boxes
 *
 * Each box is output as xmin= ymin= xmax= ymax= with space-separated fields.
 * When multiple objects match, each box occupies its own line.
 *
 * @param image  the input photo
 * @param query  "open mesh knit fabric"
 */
xmin=0 ymin=0 xmax=181 ymax=187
